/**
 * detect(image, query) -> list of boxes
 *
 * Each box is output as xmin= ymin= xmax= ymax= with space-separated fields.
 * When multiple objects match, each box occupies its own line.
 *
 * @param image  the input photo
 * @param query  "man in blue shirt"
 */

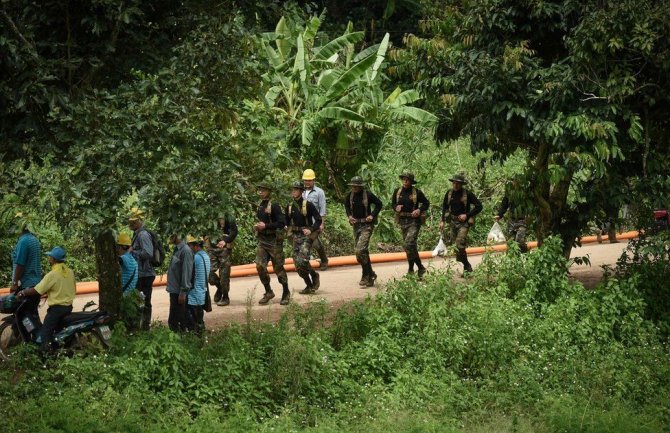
xmin=302 ymin=169 xmax=329 ymax=270
xmin=116 ymin=233 xmax=139 ymax=295
xmin=11 ymin=218 xmax=42 ymax=324
xmin=187 ymin=236 xmax=210 ymax=334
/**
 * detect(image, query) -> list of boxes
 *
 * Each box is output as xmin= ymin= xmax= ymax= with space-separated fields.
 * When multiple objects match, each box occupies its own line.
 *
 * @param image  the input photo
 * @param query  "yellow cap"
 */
xmin=186 ymin=235 xmax=200 ymax=244
xmin=302 ymin=169 xmax=316 ymax=180
xmin=117 ymin=233 xmax=132 ymax=246
xmin=127 ymin=207 xmax=145 ymax=221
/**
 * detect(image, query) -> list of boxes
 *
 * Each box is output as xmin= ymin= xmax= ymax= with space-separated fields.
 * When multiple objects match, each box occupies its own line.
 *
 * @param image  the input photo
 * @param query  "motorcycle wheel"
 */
xmin=0 ymin=321 xmax=21 ymax=361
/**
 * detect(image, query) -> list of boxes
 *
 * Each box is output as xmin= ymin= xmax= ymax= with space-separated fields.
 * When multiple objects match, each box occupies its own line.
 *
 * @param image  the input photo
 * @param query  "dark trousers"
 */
xmin=138 ymin=276 xmax=155 ymax=330
xmin=168 ymin=293 xmax=188 ymax=333
xmin=38 ymin=304 xmax=73 ymax=351
xmin=187 ymin=304 xmax=204 ymax=334
xmin=22 ymin=294 xmax=42 ymax=340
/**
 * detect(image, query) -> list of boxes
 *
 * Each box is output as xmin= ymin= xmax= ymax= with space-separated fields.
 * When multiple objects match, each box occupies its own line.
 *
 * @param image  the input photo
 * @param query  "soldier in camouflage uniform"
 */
xmin=254 ymin=182 xmax=290 ymax=305
xmin=440 ymin=174 xmax=483 ymax=275
xmin=345 ymin=176 xmax=383 ymax=287
xmin=206 ymin=213 xmax=238 ymax=306
xmin=286 ymin=181 xmax=322 ymax=295
xmin=495 ymin=191 xmax=528 ymax=253
xmin=391 ymin=172 xmax=430 ymax=278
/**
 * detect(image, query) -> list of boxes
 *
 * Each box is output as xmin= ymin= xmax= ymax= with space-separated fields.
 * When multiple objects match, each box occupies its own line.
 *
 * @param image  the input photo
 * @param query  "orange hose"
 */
xmin=0 ymin=231 xmax=640 ymax=295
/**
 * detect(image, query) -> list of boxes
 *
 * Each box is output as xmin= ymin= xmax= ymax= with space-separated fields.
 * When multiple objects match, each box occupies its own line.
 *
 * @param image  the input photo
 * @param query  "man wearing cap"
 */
xmin=440 ymin=174 xmax=483 ymax=275
xmin=345 ymin=176 xmax=383 ymax=287
xmin=166 ymin=234 xmax=194 ymax=332
xmin=392 ymin=172 xmax=430 ymax=278
xmin=187 ymin=236 xmax=210 ymax=333
xmin=286 ymin=181 xmax=322 ymax=297
xmin=128 ymin=208 xmax=156 ymax=330
xmin=10 ymin=215 xmax=42 ymax=325
xmin=117 ymin=233 xmax=141 ymax=329
xmin=17 ymin=247 xmax=75 ymax=352
xmin=254 ymin=182 xmax=290 ymax=305
xmin=302 ymin=169 xmax=329 ymax=271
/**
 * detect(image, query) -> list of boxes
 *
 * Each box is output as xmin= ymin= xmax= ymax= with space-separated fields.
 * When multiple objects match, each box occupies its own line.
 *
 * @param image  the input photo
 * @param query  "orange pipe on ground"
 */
xmin=0 ymin=231 xmax=639 ymax=295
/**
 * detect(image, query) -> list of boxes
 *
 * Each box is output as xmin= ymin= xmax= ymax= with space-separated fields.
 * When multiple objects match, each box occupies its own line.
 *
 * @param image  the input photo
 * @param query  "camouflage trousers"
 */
xmin=291 ymin=231 xmax=316 ymax=279
xmin=311 ymin=229 xmax=328 ymax=262
xmin=398 ymin=217 xmax=421 ymax=264
xmin=507 ymin=219 xmax=528 ymax=252
xmin=443 ymin=220 xmax=470 ymax=263
xmin=208 ymin=244 xmax=233 ymax=294
xmin=255 ymin=234 xmax=288 ymax=286
xmin=353 ymin=222 xmax=374 ymax=265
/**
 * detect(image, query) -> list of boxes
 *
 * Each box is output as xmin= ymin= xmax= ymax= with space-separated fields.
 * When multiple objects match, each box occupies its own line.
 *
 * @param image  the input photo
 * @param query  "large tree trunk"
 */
xmin=94 ymin=229 xmax=122 ymax=317
xmin=533 ymin=141 xmax=552 ymax=244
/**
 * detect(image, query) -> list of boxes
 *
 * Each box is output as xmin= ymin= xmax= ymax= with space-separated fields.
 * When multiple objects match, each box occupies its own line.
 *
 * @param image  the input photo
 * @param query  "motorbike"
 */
xmin=0 ymin=294 xmax=112 ymax=360
xmin=653 ymin=209 xmax=670 ymax=233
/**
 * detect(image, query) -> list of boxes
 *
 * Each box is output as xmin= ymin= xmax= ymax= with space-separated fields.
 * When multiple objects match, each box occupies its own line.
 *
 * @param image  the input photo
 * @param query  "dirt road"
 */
xmin=66 ymin=241 xmax=628 ymax=329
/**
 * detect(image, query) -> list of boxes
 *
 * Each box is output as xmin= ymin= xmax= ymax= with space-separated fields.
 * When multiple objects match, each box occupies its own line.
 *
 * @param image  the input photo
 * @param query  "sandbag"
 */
xmin=432 ymin=236 xmax=447 ymax=257
xmin=487 ymin=222 xmax=506 ymax=245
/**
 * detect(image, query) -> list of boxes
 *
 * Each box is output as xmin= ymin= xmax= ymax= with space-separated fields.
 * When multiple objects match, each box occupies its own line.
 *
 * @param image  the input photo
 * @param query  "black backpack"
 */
xmin=144 ymin=229 xmax=165 ymax=267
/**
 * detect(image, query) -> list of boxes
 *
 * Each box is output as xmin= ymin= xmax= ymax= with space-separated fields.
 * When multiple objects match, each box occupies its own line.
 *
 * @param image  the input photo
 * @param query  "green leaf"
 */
xmin=370 ymin=33 xmax=390 ymax=81
xmin=293 ymin=33 xmax=307 ymax=84
xmin=314 ymin=32 xmax=365 ymax=60
xmin=353 ymin=43 xmax=380 ymax=62
xmin=303 ymin=16 xmax=321 ymax=44
xmin=387 ymin=89 xmax=421 ymax=108
xmin=264 ymin=86 xmax=282 ymax=107
xmin=319 ymin=107 xmax=366 ymax=123
xmin=389 ymin=106 xmax=438 ymax=124
xmin=324 ymin=54 xmax=376 ymax=101
xmin=302 ymin=119 xmax=314 ymax=146
xmin=275 ymin=16 xmax=291 ymax=61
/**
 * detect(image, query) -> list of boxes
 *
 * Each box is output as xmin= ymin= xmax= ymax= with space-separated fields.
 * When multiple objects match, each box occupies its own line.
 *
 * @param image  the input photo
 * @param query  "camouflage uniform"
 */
xmin=442 ymin=175 xmax=483 ymax=273
xmin=346 ymin=180 xmax=384 ymax=286
xmin=206 ymin=215 xmax=237 ymax=305
xmin=497 ymin=196 xmax=528 ymax=253
xmin=255 ymin=194 xmax=289 ymax=305
xmin=286 ymin=190 xmax=322 ymax=294
xmin=391 ymin=173 xmax=430 ymax=276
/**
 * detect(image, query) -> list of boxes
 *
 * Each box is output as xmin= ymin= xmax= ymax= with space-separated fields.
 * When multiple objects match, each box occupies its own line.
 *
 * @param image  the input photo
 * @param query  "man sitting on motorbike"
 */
xmin=17 ymin=246 xmax=76 ymax=352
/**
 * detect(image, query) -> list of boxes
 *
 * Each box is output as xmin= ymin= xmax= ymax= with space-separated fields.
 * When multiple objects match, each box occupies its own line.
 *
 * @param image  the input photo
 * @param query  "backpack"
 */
xmin=394 ymin=187 xmax=427 ymax=224
xmin=446 ymin=188 xmax=475 ymax=226
xmin=144 ymin=229 xmax=165 ymax=267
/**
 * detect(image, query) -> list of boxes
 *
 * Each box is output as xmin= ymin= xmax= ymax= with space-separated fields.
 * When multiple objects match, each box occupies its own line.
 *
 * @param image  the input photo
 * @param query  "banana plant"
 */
xmin=260 ymin=15 xmax=436 ymax=192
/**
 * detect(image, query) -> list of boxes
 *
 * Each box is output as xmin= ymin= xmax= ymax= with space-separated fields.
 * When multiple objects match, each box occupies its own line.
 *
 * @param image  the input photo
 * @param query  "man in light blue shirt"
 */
xmin=302 ymin=169 xmax=329 ymax=270
xmin=187 ymin=236 xmax=210 ymax=334
xmin=166 ymin=234 xmax=193 ymax=333
xmin=116 ymin=233 xmax=138 ymax=295
xmin=11 ymin=220 xmax=42 ymax=324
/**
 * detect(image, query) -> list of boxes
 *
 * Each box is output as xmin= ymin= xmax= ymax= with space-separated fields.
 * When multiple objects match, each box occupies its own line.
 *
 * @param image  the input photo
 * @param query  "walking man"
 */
xmin=391 ymin=172 xmax=430 ymax=278
xmin=166 ymin=234 xmax=194 ymax=333
xmin=345 ymin=176 xmax=383 ymax=287
xmin=440 ymin=174 xmax=483 ymax=275
xmin=302 ymin=169 xmax=328 ymax=270
xmin=254 ymin=182 xmax=290 ymax=305
xmin=286 ymin=181 xmax=322 ymax=296
xmin=128 ymin=208 xmax=156 ymax=330
xmin=187 ymin=236 xmax=210 ymax=334
xmin=11 ymin=215 xmax=42 ymax=326
xmin=495 ymin=185 xmax=528 ymax=253
xmin=17 ymin=247 xmax=75 ymax=353
xmin=206 ymin=213 xmax=237 ymax=306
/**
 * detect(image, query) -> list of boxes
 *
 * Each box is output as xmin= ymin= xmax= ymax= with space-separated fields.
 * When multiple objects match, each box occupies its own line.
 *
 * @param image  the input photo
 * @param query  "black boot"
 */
xmin=213 ymin=284 xmax=223 ymax=303
xmin=259 ymin=283 xmax=275 ymax=305
xmin=299 ymin=275 xmax=315 ymax=294
xmin=280 ymin=283 xmax=291 ymax=305
xmin=415 ymin=256 xmax=426 ymax=279
xmin=217 ymin=287 xmax=230 ymax=306
xmin=365 ymin=263 xmax=377 ymax=287
xmin=359 ymin=264 xmax=369 ymax=286
xmin=310 ymin=270 xmax=320 ymax=290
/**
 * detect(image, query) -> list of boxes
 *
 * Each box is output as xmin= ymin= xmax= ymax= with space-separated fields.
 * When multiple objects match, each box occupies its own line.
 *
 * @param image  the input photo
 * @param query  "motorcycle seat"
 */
xmin=60 ymin=311 xmax=106 ymax=326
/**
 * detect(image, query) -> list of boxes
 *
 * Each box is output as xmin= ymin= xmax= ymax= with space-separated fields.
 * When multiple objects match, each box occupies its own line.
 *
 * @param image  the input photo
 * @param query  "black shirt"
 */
xmin=212 ymin=216 xmax=238 ymax=243
xmin=391 ymin=186 xmax=430 ymax=213
xmin=345 ymin=190 xmax=383 ymax=219
xmin=285 ymin=198 xmax=322 ymax=232
xmin=441 ymin=188 xmax=483 ymax=221
xmin=497 ymin=196 xmax=524 ymax=220
xmin=256 ymin=199 xmax=286 ymax=231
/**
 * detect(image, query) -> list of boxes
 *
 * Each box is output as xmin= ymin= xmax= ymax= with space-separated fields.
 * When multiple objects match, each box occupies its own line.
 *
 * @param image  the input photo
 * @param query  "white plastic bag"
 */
xmin=432 ymin=236 xmax=447 ymax=257
xmin=487 ymin=222 xmax=506 ymax=245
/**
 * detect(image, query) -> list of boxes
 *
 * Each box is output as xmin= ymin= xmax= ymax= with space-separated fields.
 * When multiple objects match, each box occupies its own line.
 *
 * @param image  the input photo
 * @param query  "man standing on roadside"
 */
xmin=440 ymin=174 xmax=483 ymax=275
xmin=495 ymin=183 xmax=528 ymax=253
xmin=254 ymin=182 xmax=290 ymax=305
xmin=206 ymin=213 xmax=237 ymax=306
xmin=11 ymin=214 xmax=42 ymax=326
xmin=392 ymin=172 xmax=430 ymax=278
xmin=302 ymin=169 xmax=329 ymax=271
xmin=166 ymin=234 xmax=193 ymax=333
xmin=128 ymin=208 xmax=156 ymax=330
xmin=286 ymin=181 xmax=322 ymax=297
xmin=345 ymin=176 xmax=383 ymax=287
xmin=17 ymin=247 xmax=75 ymax=353
xmin=187 ymin=236 xmax=210 ymax=334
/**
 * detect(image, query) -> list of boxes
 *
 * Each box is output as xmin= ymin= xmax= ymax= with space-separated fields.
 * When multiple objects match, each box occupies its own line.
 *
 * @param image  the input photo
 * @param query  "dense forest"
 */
xmin=1 ymin=1 xmax=670 ymax=431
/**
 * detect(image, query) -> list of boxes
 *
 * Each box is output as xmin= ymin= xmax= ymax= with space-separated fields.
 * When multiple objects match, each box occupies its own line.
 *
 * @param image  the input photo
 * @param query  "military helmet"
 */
xmin=256 ymin=181 xmax=274 ymax=191
xmin=291 ymin=180 xmax=305 ymax=190
xmin=348 ymin=176 xmax=365 ymax=187
xmin=449 ymin=173 xmax=468 ymax=184
xmin=399 ymin=172 xmax=417 ymax=184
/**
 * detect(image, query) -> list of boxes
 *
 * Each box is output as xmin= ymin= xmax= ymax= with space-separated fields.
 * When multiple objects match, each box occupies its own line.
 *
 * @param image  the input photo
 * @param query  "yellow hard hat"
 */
xmin=186 ymin=234 xmax=201 ymax=244
xmin=127 ymin=207 xmax=145 ymax=222
xmin=302 ymin=169 xmax=316 ymax=180
xmin=117 ymin=232 xmax=132 ymax=246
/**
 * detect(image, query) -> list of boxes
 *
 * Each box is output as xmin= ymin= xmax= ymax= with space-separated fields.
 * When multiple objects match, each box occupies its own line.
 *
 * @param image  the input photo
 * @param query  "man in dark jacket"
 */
xmin=166 ymin=234 xmax=194 ymax=333
xmin=392 ymin=172 xmax=430 ymax=278
xmin=128 ymin=208 xmax=156 ymax=330
xmin=286 ymin=181 xmax=322 ymax=298
xmin=440 ymin=174 xmax=483 ymax=275
xmin=345 ymin=176 xmax=383 ymax=287
xmin=206 ymin=213 xmax=238 ymax=306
